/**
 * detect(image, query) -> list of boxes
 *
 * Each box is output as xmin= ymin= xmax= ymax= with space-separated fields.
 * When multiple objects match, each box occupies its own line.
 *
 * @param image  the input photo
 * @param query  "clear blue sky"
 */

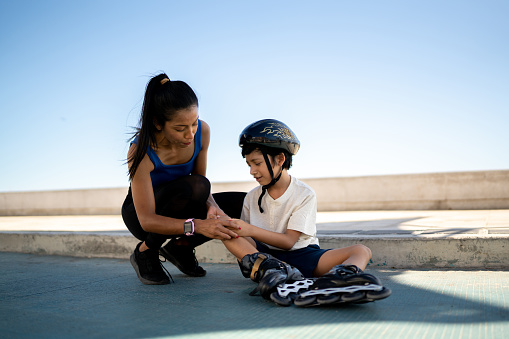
xmin=1 ymin=1 xmax=508 ymax=192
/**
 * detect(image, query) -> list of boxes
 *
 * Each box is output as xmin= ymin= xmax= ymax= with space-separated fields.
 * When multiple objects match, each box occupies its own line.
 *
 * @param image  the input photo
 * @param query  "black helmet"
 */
xmin=239 ymin=119 xmax=300 ymax=155
xmin=239 ymin=119 xmax=300 ymax=213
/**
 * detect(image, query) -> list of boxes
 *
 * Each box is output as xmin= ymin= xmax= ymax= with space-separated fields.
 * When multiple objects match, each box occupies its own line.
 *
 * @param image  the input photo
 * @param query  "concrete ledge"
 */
xmin=318 ymin=235 xmax=509 ymax=269
xmin=1 ymin=232 xmax=507 ymax=269
xmin=197 ymin=235 xmax=509 ymax=269
xmin=0 ymin=232 xmax=137 ymax=259
xmin=1 ymin=170 xmax=508 ymax=215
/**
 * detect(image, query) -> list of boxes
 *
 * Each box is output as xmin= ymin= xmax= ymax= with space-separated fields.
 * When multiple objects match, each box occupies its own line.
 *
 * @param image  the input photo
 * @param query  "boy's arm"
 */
xmin=229 ymin=219 xmax=301 ymax=250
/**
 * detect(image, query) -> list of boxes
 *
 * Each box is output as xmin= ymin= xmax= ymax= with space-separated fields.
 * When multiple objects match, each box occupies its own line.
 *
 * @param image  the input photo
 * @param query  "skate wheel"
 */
xmin=294 ymin=295 xmax=317 ymax=307
xmin=365 ymin=287 xmax=392 ymax=301
xmin=270 ymin=292 xmax=292 ymax=307
xmin=317 ymin=293 xmax=341 ymax=305
xmin=341 ymin=291 xmax=365 ymax=303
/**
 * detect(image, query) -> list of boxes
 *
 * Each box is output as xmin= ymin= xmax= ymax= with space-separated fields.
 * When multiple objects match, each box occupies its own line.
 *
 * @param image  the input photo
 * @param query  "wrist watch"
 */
xmin=184 ymin=218 xmax=195 ymax=236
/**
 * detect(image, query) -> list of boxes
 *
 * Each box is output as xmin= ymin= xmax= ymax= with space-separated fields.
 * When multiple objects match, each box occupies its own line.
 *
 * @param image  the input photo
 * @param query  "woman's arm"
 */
xmin=128 ymin=143 xmax=237 ymax=239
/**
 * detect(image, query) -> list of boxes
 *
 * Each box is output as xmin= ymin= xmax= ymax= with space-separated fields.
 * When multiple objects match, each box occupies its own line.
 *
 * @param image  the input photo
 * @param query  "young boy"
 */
xmin=223 ymin=119 xmax=391 ymax=306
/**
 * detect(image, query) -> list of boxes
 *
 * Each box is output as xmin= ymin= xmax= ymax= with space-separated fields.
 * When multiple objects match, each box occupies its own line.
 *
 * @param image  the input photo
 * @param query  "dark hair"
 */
xmin=128 ymin=73 xmax=198 ymax=180
xmin=241 ymin=144 xmax=293 ymax=170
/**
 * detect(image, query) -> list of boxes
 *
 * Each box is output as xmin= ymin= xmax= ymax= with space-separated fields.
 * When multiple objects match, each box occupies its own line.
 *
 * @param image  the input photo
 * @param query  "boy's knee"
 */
xmin=354 ymin=244 xmax=372 ymax=260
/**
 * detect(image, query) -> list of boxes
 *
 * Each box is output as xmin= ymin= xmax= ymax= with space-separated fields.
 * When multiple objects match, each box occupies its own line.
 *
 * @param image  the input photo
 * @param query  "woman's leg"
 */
xmin=212 ymin=191 xmax=247 ymax=219
xmin=123 ymin=175 xmax=213 ymax=282
xmin=122 ymin=176 xmax=203 ymax=249
xmin=153 ymin=175 xmax=213 ymax=277
xmin=154 ymin=175 xmax=211 ymax=248
xmin=122 ymin=188 xmax=171 ymax=285
xmin=154 ymin=177 xmax=248 ymax=277
xmin=121 ymin=186 xmax=147 ymax=241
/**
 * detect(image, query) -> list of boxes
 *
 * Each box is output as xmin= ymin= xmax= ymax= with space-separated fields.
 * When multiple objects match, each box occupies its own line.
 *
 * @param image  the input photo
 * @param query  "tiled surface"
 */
xmin=1 ymin=253 xmax=508 ymax=339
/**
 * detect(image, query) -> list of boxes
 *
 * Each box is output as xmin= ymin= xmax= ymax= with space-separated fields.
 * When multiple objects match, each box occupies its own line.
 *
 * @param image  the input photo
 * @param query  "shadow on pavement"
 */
xmin=1 ymin=253 xmax=508 ymax=338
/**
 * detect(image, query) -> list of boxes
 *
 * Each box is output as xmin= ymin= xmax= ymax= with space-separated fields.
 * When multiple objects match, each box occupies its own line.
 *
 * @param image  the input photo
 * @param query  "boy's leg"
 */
xmin=294 ymin=244 xmax=391 ymax=307
xmin=312 ymin=244 xmax=372 ymax=277
xmin=222 ymin=236 xmax=257 ymax=260
xmin=223 ymin=237 xmax=305 ymax=305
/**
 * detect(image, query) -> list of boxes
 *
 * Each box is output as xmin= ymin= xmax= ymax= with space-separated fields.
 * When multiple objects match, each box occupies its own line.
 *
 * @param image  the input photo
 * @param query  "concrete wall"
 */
xmin=1 ymin=170 xmax=508 ymax=216
xmin=303 ymin=170 xmax=509 ymax=211
xmin=0 ymin=188 xmax=127 ymax=216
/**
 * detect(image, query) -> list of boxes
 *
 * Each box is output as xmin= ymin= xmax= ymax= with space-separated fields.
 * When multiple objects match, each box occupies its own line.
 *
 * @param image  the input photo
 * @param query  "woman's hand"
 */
xmin=194 ymin=218 xmax=239 ymax=240
xmin=206 ymin=205 xmax=227 ymax=220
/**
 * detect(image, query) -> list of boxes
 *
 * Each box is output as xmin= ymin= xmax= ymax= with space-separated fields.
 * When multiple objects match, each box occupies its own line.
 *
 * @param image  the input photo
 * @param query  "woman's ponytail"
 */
xmin=127 ymin=73 xmax=198 ymax=181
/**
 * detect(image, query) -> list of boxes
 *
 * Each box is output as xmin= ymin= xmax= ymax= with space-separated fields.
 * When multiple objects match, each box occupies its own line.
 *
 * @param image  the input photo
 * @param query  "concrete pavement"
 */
xmin=1 ymin=252 xmax=508 ymax=338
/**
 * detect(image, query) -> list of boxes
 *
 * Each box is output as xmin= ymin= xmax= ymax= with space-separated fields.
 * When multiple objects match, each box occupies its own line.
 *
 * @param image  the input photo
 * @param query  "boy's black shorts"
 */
xmin=254 ymin=240 xmax=330 ymax=278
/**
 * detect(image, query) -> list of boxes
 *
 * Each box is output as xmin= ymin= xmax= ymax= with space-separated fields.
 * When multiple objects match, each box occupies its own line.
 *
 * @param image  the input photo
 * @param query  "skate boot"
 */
xmin=294 ymin=264 xmax=391 ymax=307
xmin=238 ymin=252 xmax=305 ymax=306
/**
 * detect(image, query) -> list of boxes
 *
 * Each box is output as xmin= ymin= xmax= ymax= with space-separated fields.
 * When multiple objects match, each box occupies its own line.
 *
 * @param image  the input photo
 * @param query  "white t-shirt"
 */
xmin=240 ymin=176 xmax=319 ymax=251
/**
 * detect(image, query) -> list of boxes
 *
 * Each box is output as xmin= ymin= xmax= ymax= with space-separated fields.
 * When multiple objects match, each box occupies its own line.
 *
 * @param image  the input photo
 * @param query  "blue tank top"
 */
xmin=133 ymin=120 xmax=202 ymax=188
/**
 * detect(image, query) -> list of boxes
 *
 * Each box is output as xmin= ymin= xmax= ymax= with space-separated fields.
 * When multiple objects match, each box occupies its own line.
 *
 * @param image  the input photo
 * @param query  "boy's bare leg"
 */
xmin=313 ymin=244 xmax=372 ymax=277
xmin=222 ymin=236 xmax=258 ymax=260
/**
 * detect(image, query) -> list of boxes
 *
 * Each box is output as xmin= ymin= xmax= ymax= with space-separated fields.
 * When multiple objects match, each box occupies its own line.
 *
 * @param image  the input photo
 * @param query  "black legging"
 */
xmin=121 ymin=174 xmax=246 ymax=250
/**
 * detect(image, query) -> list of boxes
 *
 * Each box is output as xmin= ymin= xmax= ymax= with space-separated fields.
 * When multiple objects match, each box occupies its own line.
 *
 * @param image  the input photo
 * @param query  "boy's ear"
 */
xmin=277 ymin=153 xmax=286 ymax=166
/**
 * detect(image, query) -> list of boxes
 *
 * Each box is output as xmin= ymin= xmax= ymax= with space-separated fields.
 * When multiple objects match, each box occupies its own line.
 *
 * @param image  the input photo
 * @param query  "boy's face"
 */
xmin=245 ymin=150 xmax=276 ymax=186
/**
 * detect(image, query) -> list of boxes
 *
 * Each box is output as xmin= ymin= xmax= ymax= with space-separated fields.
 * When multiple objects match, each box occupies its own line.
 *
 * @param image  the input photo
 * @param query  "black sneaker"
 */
xmin=130 ymin=242 xmax=173 ymax=285
xmin=160 ymin=240 xmax=206 ymax=277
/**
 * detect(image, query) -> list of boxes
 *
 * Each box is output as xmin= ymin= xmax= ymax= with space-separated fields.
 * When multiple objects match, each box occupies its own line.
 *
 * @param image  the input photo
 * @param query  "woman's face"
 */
xmin=158 ymin=105 xmax=199 ymax=148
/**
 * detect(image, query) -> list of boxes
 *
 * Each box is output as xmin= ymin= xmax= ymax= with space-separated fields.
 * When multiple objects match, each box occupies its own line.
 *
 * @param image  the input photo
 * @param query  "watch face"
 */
xmin=184 ymin=221 xmax=193 ymax=234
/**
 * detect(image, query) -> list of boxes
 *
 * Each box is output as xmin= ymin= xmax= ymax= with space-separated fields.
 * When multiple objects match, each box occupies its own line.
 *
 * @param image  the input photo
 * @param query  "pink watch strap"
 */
xmin=185 ymin=218 xmax=195 ymax=236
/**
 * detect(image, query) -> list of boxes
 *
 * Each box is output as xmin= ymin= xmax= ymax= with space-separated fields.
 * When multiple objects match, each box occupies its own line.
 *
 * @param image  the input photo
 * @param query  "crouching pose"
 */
xmin=122 ymin=73 xmax=243 ymax=285
xmin=223 ymin=119 xmax=391 ymax=306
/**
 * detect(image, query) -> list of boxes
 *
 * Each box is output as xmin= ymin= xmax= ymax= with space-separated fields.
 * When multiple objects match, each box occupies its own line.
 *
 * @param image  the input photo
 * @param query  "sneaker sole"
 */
xmin=130 ymin=253 xmax=170 ymax=285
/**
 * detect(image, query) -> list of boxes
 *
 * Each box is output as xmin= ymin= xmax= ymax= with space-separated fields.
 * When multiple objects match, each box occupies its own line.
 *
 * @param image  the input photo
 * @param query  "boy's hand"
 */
xmin=228 ymin=219 xmax=252 ymax=237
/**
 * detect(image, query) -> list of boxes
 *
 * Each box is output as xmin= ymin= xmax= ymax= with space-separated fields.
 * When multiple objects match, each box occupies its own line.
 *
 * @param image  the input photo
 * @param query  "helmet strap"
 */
xmin=257 ymin=152 xmax=283 ymax=213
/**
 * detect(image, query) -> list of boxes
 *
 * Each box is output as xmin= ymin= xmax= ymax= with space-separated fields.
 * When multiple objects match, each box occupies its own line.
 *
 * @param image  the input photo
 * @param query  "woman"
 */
xmin=122 ymin=73 xmax=243 ymax=285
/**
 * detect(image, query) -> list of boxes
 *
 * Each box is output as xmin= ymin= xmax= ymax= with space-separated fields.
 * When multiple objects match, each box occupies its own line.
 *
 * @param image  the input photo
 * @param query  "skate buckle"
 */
xmin=276 ymin=279 xmax=314 ymax=297
xmin=299 ymin=284 xmax=383 ymax=297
